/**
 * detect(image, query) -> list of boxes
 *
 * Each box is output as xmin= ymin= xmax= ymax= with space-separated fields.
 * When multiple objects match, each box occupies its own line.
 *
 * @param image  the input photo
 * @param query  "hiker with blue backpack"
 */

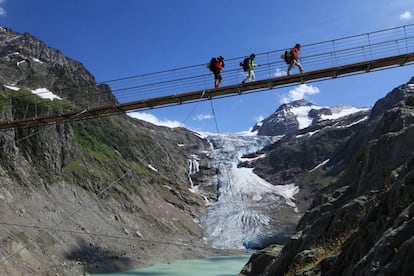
xmin=285 ymin=43 xmax=304 ymax=76
xmin=241 ymin=54 xmax=260 ymax=84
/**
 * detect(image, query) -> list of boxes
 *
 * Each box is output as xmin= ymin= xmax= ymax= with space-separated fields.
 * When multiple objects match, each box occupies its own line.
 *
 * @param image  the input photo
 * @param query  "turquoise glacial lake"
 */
xmin=95 ymin=255 xmax=250 ymax=276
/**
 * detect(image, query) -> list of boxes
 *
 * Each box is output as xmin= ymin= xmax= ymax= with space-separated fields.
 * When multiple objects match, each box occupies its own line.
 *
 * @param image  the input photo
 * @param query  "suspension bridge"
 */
xmin=1 ymin=24 xmax=414 ymax=130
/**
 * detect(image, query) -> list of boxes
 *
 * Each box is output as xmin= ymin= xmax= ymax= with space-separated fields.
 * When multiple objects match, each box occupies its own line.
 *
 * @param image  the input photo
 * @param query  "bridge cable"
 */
xmin=0 ymin=222 xmax=246 ymax=252
xmin=2 ymin=23 xmax=414 ymax=128
xmin=210 ymin=99 xmax=220 ymax=134
xmin=0 ymin=87 xmax=210 ymax=266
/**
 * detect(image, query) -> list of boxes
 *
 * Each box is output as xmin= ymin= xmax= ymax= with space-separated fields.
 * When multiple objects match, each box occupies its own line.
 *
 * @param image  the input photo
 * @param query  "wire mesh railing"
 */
xmin=2 ymin=24 xmax=414 ymax=123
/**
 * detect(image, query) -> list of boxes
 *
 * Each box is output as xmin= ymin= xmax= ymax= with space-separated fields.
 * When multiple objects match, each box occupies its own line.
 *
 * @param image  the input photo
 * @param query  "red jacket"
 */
xmin=215 ymin=60 xmax=224 ymax=72
xmin=291 ymin=47 xmax=300 ymax=60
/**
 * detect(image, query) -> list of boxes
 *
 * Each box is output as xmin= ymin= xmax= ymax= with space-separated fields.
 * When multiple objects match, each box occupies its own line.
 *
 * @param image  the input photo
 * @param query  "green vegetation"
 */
xmin=0 ymin=85 xmax=72 ymax=117
xmin=287 ymin=232 xmax=355 ymax=275
xmin=317 ymin=175 xmax=338 ymax=188
xmin=301 ymin=165 xmax=339 ymax=190
xmin=62 ymin=120 xmax=167 ymax=201
xmin=74 ymin=125 xmax=117 ymax=162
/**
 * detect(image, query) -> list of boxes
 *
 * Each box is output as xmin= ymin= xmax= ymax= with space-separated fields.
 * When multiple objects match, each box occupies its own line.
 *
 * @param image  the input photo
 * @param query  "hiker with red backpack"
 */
xmin=287 ymin=43 xmax=304 ymax=76
xmin=241 ymin=53 xmax=260 ymax=84
xmin=208 ymin=56 xmax=225 ymax=88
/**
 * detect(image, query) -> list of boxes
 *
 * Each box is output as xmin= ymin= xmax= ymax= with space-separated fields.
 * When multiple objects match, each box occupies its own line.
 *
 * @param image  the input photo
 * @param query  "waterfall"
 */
xmin=188 ymin=154 xmax=200 ymax=188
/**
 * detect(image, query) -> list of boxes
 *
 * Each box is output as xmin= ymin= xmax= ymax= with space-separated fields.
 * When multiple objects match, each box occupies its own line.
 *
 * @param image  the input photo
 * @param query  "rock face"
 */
xmin=0 ymin=26 xmax=226 ymax=275
xmin=240 ymin=79 xmax=414 ymax=275
xmin=251 ymin=100 xmax=311 ymax=136
xmin=251 ymin=99 xmax=367 ymax=137
xmin=0 ymin=26 xmax=116 ymax=108
xmin=253 ymin=109 xmax=369 ymax=187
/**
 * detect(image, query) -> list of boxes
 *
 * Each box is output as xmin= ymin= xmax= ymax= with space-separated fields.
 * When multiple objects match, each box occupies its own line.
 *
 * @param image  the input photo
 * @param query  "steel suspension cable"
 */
xmin=1 ymin=24 xmax=414 ymax=127
xmin=0 ymin=84 xmax=210 ymax=266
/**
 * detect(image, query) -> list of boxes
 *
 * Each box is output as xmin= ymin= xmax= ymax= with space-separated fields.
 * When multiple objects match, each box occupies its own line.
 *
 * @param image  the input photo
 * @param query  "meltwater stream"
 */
xmin=199 ymin=132 xmax=300 ymax=249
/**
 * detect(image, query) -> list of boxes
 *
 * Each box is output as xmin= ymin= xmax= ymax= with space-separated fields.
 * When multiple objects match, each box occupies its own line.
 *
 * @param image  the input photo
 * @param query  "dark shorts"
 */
xmin=214 ymin=71 xmax=222 ymax=81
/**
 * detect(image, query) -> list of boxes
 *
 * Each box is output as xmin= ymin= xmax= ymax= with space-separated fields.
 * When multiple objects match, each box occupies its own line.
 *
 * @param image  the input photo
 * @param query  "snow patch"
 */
xmin=296 ymin=129 xmax=321 ymax=138
xmin=309 ymin=159 xmax=330 ymax=173
xmin=321 ymin=106 xmax=370 ymax=121
xmin=4 ymin=85 xmax=19 ymax=91
xmin=291 ymin=105 xmax=315 ymax=129
xmin=290 ymin=104 xmax=369 ymax=130
xmin=229 ymin=166 xmax=298 ymax=200
xmin=148 ymin=164 xmax=158 ymax=172
xmin=32 ymin=57 xmax=44 ymax=64
xmin=344 ymin=116 xmax=368 ymax=127
xmin=240 ymin=153 xmax=266 ymax=162
xmin=31 ymin=88 xmax=61 ymax=100
xmin=4 ymin=85 xmax=62 ymax=101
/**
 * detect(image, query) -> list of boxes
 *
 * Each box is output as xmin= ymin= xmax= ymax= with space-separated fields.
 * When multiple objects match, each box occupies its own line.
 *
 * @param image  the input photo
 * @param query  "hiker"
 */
xmin=241 ymin=54 xmax=260 ymax=84
xmin=287 ymin=43 xmax=304 ymax=76
xmin=209 ymin=56 xmax=225 ymax=88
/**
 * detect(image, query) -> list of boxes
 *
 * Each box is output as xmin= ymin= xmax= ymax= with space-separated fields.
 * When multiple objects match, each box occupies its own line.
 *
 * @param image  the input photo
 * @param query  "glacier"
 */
xmin=198 ymin=132 xmax=300 ymax=249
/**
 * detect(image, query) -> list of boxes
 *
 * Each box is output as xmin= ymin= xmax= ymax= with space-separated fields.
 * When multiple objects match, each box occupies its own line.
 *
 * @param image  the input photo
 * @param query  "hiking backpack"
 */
xmin=240 ymin=57 xmax=250 ymax=71
xmin=208 ymin=57 xmax=217 ymax=72
xmin=282 ymin=50 xmax=292 ymax=64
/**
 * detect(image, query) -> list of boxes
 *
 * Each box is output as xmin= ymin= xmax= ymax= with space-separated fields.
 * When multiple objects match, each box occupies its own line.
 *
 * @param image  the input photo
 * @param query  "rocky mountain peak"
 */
xmin=0 ymin=27 xmax=64 ymax=65
xmin=369 ymin=77 xmax=414 ymax=121
xmin=284 ymin=99 xmax=313 ymax=108
xmin=252 ymin=98 xmax=369 ymax=136
xmin=0 ymin=26 xmax=116 ymax=107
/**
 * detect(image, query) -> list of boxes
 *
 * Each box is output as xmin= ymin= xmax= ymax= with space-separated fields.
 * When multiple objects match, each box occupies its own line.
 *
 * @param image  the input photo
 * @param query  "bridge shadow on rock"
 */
xmin=243 ymin=232 xmax=292 ymax=250
xmin=64 ymin=238 xmax=135 ymax=274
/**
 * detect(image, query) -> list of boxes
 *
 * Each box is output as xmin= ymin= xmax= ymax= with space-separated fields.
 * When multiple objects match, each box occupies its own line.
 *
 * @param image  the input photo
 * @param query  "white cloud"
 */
xmin=0 ymin=0 xmax=6 ymax=16
xmin=400 ymin=11 xmax=412 ymax=20
xmin=128 ymin=112 xmax=183 ymax=128
xmin=280 ymin=84 xmax=320 ymax=103
xmin=193 ymin=114 xmax=213 ymax=121
xmin=273 ymin=68 xmax=285 ymax=77
xmin=255 ymin=115 xmax=264 ymax=122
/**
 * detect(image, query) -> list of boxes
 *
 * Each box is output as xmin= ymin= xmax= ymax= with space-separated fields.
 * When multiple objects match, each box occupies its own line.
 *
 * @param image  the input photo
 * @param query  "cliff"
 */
xmin=241 ymin=79 xmax=414 ymax=275
xmin=0 ymin=26 xmax=223 ymax=275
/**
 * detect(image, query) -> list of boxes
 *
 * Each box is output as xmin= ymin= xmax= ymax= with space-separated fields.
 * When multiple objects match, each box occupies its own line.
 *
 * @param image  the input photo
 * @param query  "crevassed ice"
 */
xmin=199 ymin=133 xmax=298 ymax=249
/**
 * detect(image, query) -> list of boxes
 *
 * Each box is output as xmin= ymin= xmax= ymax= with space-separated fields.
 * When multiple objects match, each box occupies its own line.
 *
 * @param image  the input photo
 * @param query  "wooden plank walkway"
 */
xmin=0 ymin=52 xmax=413 ymax=130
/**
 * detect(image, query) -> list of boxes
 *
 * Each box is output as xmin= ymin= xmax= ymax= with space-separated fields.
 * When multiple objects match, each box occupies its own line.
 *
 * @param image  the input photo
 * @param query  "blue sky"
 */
xmin=0 ymin=0 xmax=413 ymax=133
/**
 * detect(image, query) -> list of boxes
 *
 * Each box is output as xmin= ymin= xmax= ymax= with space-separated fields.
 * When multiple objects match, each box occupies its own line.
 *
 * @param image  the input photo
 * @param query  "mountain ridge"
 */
xmin=252 ymin=98 xmax=369 ymax=136
xmin=0 ymin=26 xmax=116 ymax=108
xmin=240 ymin=78 xmax=414 ymax=275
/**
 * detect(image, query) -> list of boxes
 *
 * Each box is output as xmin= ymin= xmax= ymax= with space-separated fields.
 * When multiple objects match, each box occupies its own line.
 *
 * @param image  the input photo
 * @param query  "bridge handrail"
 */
xmin=1 ymin=24 xmax=414 ymax=125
